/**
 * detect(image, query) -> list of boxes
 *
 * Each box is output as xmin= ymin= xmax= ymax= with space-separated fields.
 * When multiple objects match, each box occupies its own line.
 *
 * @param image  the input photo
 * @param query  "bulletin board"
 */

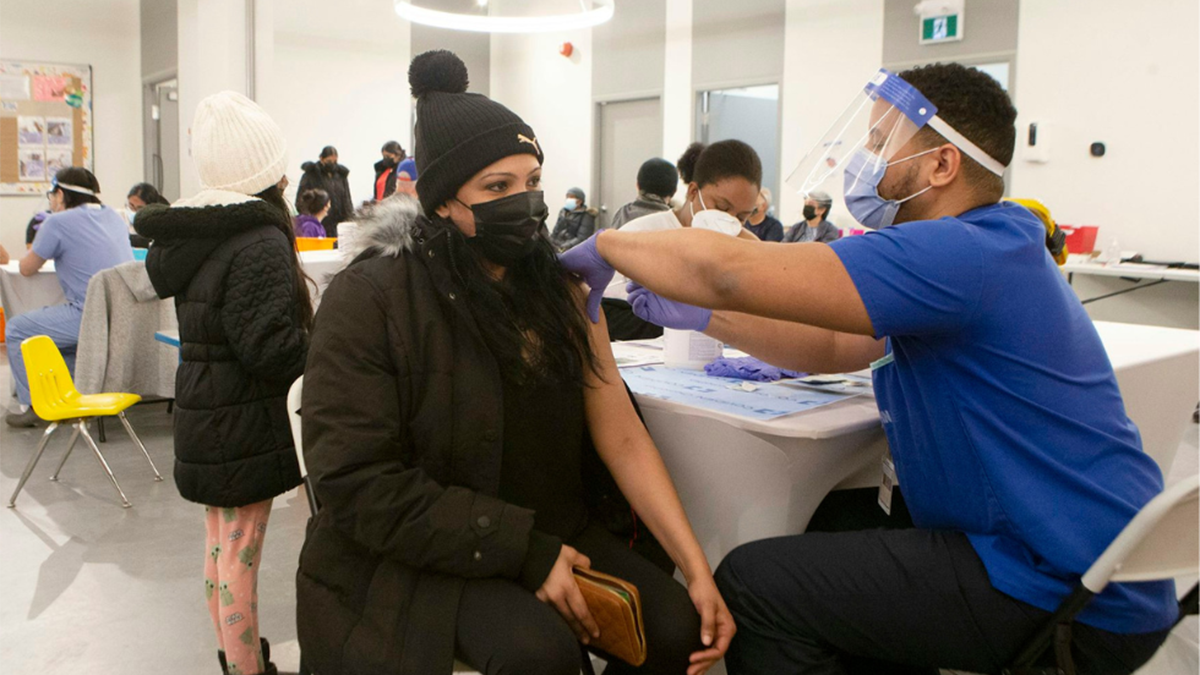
xmin=0 ymin=61 xmax=93 ymax=196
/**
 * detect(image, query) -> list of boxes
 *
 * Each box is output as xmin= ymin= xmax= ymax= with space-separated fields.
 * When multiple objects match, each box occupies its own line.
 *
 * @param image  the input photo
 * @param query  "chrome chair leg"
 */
xmin=78 ymin=421 xmax=131 ymax=508
xmin=117 ymin=411 xmax=163 ymax=481
xmin=8 ymin=422 xmax=60 ymax=507
xmin=49 ymin=423 xmax=83 ymax=482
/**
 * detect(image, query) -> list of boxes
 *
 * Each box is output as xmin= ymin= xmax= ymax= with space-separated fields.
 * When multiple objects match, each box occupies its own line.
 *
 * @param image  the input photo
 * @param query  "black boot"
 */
xmin=218 ymin=638 xmax=272 ymax=675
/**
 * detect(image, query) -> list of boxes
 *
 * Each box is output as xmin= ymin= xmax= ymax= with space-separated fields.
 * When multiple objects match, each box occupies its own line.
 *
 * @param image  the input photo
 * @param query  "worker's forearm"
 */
xmin=706 ymin=311 xmax=884 ymax=373
xmin=596 ymin=229 xmax=740 ymax=309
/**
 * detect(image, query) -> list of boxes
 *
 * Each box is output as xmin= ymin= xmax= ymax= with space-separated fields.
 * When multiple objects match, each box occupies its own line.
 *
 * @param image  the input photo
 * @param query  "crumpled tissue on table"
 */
xmin=704 ymin=356 xmax=804 ymax=382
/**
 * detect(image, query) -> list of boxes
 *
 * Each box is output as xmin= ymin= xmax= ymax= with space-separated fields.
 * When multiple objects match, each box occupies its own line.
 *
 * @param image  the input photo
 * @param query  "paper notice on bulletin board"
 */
xmin=0 ymin=61 xmax=92 ymax=195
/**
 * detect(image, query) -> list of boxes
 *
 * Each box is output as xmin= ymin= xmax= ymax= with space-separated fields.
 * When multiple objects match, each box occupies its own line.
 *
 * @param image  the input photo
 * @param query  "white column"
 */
xmin=662 ymin=0 xmax=694 ymax=173
xmin=176 ymin=0 xmax=255 ymax=198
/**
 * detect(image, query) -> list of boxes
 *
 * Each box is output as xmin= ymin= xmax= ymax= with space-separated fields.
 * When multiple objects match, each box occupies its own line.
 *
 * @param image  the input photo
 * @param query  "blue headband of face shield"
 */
xmin=47 ymin=178 xmax=98 ymax=198
xmin=865 ymin=69 xmax=1007 ymax=177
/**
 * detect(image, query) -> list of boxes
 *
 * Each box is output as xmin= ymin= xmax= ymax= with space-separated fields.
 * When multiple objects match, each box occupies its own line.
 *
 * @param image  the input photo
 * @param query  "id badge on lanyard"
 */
xmin=878 ymin=452 xmax=897 ymax=516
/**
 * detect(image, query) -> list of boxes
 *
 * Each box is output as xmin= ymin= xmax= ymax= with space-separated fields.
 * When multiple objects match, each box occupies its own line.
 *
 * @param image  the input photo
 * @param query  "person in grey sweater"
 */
xmin=783 ymin=190 xmax=841 ymax=243
xmin=609 ymin=157 xmax=677 ymax=230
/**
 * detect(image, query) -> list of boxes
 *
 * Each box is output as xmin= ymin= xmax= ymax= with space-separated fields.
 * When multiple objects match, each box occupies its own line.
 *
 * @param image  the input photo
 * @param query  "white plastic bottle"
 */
xmin=1103 ymin=238 xmax=1121 ymax=266
xmin=663 ymin=328 xmax=723 ymax=370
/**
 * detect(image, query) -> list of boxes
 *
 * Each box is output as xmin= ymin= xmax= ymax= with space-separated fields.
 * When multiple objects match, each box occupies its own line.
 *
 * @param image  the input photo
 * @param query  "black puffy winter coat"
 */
xmin=298 ymin=161 xmax=353 ymax=238
xmin=135 ymin=194 xmax=309 ymax=507
xmin=296 ymin=197 xmax=667 ymax=674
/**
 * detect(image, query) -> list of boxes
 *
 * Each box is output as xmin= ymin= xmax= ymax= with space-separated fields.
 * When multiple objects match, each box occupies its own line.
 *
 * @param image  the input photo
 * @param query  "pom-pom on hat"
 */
xmin=191 ymin=91 xmax=288 ymax=196
xmin=409 ymin=50 xmax=543 ymax=215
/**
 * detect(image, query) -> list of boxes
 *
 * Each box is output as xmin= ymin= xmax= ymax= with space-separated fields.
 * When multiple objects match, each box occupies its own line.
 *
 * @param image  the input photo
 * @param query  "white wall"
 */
xmin=1009 ymin=0 xmax=1199 ymax=328
xmin=778 ymin=0 xmax=884 ymax=226
xmin=262 ymin=0 xmax=412 ymax=209
xmin=0 ymin=0 xmax=142 ymax=255
xmin=489 ymin=0 xmax=593 ymax=210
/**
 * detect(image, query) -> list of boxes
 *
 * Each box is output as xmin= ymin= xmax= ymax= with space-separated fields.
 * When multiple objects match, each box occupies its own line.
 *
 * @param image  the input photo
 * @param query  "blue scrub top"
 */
xmin=830 ymin=202 xmax=1176 ymax=634
xmin=32 ymin=204 xmax=134 ymax=308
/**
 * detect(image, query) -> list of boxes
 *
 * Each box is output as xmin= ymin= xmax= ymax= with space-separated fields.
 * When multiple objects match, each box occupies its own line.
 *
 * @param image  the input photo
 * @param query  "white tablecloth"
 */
xmin=0 ymin=250 xmax=345 ymax=320
xmin=628 ymin=320 xmax=1200 ymax=569
xmin=0 ymin=261 xmax=63 ymax=319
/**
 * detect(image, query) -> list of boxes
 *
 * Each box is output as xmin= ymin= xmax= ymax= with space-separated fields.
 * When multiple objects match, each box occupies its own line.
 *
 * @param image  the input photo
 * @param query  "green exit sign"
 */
xmin=921 ymin=14 xmax=962 ymax=44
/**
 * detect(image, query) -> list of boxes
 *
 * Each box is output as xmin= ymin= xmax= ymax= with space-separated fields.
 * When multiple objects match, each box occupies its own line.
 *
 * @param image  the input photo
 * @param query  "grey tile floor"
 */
xmin=1 ymin=345 xmax=1197 ymax=674
xmin=1 ymin=346 xmax=307 ymax=674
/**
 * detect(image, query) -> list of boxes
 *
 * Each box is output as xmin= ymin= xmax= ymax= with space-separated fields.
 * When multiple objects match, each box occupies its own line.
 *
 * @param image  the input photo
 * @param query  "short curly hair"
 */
xmin=899 ymin=62 xmax=1016 ymax=201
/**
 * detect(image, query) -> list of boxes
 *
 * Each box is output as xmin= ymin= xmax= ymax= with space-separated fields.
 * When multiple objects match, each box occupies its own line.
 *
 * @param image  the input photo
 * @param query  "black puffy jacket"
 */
xmin=296 ymin=198 xmax=667 ymax=674
xmin=135 ymin=195 xmax=308 ymax=507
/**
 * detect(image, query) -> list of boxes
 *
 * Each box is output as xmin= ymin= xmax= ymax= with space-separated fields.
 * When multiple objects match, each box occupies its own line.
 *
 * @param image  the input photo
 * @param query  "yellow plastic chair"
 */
xmin=8 ymin=336 xmax=163 ymax=509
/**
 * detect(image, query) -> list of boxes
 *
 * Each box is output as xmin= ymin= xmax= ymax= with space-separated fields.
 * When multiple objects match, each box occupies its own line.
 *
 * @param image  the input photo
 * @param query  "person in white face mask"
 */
xmin=561 ymin=63 xmax=1176 ymax=675
xmin=604 ymin=140 xmax=761 ymax=299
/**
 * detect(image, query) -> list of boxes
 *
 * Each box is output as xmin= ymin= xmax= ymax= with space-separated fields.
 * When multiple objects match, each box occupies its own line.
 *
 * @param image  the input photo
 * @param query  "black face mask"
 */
xmin=803 ymin=205 xmax=818 ymax=220
xmin=460 ymin=190 xmax=548 ymax=267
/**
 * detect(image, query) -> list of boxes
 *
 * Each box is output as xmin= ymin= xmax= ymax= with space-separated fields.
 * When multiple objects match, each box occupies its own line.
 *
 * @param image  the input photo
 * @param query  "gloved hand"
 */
xmin=557 ymin=233 xmax=614 ymax=323
xmin=627 ymin=282 xmax=713 ymax=331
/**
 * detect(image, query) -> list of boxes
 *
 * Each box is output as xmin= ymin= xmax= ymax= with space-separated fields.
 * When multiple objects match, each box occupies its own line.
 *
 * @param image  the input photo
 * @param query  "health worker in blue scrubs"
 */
xmin=558 ymin=63 xmax=1176 ymax=674
xmin=6 ymin=168 xmax=134 ymax=428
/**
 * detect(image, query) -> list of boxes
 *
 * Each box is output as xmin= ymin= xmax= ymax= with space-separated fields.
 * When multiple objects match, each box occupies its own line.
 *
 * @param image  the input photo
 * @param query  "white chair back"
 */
xmin=287 ymin=375 xmax=307 ymax=478
xmin=1083 ymin=474 xmax=1199 ymax=592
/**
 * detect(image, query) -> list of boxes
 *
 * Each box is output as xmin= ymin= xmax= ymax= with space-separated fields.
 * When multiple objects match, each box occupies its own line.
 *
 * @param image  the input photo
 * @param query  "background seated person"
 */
xmin=604 ymin=140 xmax=763 ymax=301
xmin=6 ymin=167 xmax=133 ymax=427
xmin=782 ymin=189 xmax=840 ymax=243
xmin=127 ymin=182 xmax=171 ymax=247
xmin=609 ymin=157 xmax=678 ymax=230
xmin=294 ymin=188 xmax=330 ymax=238
xmin=742 ymin=188 xmax=784 ymax=241
xmin=550 ymin=186 xmax=598 ymax=251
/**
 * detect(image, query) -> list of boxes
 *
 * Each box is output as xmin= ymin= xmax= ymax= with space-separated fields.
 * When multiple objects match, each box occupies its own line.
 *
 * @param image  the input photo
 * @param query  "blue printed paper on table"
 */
xmin=621 ymin=366 xmax=860 ymax=420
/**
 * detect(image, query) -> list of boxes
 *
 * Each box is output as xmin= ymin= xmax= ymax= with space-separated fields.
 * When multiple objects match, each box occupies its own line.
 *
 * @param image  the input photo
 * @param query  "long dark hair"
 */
xmin=439 ymin=216 xmax=599 ymax=387
xmin=254 ymin=183 xmax=316 ymax=332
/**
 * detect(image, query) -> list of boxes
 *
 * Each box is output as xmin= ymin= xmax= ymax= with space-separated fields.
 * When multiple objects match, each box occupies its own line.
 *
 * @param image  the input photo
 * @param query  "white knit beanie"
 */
xmin=191 ymin=91 xmax=288 ymax=195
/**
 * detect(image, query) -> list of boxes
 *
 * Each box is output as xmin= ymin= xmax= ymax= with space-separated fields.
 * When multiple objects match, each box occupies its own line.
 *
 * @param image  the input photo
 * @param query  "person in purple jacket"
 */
xmin=293 ymin=188 xmax=329 ymax=238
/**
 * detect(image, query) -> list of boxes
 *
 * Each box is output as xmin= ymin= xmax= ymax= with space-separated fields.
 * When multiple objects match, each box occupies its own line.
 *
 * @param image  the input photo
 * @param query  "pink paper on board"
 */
xmin=33 ymin=75 xmax=68 ymax=102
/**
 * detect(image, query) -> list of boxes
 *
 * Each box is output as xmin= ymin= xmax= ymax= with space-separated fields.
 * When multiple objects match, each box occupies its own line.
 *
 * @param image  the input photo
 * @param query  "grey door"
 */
xmin=596 ymin=97 xmax=663 ymax=230
xmin=144 ymin=78 xmax=180 ymax=202
xmin=696 ymin=84 xmax=780 ymax=202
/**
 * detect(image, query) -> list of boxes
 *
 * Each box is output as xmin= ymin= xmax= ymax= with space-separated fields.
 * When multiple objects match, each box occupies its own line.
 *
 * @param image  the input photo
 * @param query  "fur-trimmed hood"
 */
xmin=340 ymin=194 xmax=424 ymax=263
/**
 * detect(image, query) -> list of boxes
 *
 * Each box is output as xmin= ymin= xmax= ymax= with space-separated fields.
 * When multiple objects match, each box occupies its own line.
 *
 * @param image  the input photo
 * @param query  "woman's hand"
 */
xmin=687 ymin=577 xmax=736 ymax=675
xmin=535 ymin=545 xmax=601 ymax=645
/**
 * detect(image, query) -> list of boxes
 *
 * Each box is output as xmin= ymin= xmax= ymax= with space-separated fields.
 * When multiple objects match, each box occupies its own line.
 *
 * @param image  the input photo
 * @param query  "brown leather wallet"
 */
xmin=573 ymin=567 xmax=647 ymax=666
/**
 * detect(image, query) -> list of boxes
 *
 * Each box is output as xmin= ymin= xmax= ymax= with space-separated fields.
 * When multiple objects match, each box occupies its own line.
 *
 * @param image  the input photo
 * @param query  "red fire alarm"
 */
xmin=560 ymin=42 xmax=574 ymax=58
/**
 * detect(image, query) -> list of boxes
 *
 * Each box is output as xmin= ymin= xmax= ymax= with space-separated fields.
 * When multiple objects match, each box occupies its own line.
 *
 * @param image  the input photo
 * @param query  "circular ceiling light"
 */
xmin=394 ymin=0 xmax=614 ymax=33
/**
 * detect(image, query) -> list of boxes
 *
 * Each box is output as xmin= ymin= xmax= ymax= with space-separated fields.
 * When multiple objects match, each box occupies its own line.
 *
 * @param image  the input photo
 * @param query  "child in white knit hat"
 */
xmin=133 ymin=91 xmax=312 ymax=675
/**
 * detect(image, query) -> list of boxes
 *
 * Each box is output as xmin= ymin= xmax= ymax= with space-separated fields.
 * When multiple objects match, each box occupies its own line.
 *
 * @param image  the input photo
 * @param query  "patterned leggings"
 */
xmin=204 ymin=500 xmax=272 ymax=675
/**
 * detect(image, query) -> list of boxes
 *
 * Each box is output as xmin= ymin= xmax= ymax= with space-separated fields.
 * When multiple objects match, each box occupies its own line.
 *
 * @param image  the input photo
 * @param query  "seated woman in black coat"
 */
xmin=296 ymin=51 xmax=733 ymax=675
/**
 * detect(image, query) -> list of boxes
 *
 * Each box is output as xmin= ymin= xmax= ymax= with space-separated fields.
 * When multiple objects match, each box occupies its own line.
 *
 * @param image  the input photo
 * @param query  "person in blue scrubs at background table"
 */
xmin=6 ymin=167 xmax=133 ymax=427
xmin=560 ymin=63 xmax=1175 ymax=674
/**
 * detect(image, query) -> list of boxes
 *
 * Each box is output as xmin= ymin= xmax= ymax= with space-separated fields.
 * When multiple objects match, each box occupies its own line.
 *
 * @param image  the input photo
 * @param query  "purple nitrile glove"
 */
xmin=557 ymin=233 xmax=614 ymax=323
xmin=627 ymin=282 xmax=712 ymax=331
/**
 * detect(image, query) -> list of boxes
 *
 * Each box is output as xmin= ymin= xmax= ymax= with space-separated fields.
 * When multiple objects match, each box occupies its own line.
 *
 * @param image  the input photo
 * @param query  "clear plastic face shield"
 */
xmin=786 ymin=69 xmax=1006 ymax=229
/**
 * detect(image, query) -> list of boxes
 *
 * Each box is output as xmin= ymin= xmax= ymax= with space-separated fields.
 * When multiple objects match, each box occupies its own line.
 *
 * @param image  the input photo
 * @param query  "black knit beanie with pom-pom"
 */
xmin=409 ymin=50 xmax=544 ymax=215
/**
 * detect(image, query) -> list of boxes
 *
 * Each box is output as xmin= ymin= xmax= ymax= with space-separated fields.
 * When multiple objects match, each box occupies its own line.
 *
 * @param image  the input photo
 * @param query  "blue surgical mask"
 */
xmin=843 ymin=147 xmax=935 ymax=230
xmin=564 ymin=198 xmax=579 ymax=212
